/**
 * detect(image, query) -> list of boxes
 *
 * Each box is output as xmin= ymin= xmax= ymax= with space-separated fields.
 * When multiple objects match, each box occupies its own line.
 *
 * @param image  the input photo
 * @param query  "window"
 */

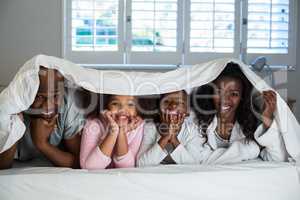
xmin=63 ymin=0 xmax=297 ymax=67
xmin=242 ymin=0 xmax=296 ymax=66
xmin=71 ymin=0 xmax=119 ymax=51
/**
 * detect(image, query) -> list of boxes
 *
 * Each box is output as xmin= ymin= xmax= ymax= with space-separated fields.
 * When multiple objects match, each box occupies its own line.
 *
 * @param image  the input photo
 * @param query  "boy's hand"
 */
xmin=30 ymin=115 xmax=58 ymax=149
xmin=262 ymin=90 xmax=277 ymax=129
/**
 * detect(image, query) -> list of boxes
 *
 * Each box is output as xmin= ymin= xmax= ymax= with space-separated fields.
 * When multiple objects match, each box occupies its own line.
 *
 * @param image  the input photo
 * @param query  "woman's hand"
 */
xmin=262 ymin=90 xmax=277 ymax=129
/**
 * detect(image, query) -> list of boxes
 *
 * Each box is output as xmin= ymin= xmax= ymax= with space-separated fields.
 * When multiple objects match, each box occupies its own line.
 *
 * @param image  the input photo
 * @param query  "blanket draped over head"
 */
xmin=0 ymin=55 xmax=299 ymax=162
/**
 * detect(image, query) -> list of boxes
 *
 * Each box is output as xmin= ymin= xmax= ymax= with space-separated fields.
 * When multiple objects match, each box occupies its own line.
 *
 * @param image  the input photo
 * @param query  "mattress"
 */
xmin=0 ymin=160 xmax=299 ymax=200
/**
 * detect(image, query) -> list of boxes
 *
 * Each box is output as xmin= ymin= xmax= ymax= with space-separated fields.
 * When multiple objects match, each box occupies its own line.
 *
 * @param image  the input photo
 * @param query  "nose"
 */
xmin=220 ymin=93 xmax=231 ymax=105
xmin=43 ymin=97 xmax=56 ymax=112
xmin=168 ymin=101 xmax=177 ymax=110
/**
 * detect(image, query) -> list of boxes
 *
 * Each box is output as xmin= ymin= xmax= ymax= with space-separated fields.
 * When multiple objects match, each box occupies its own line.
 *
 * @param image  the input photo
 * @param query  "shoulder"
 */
xmin=83 ymin=117 xmax=104 ymax=135
xmin=143 ymin=120 xmax=158 ymax=135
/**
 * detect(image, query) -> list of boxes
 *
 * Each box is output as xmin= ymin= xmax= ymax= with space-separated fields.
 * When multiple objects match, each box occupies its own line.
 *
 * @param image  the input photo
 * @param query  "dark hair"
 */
xmin=191 ymin=62 xmax=259 ymax=140
xmin=153 ymin=90 xmax=188 ymax=123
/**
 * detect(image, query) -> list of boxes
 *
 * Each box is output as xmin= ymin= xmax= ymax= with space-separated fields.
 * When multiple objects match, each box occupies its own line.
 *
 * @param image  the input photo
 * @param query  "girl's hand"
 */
xmin=103 ymin=110 xmax=119 ymax=136
xmin=168 ymin=112 xmax=186 ymax=136
xmin=262 ymin=90 xmax=277 ymax=129
xmin=126 ymin=116 xmax=143 ymax=133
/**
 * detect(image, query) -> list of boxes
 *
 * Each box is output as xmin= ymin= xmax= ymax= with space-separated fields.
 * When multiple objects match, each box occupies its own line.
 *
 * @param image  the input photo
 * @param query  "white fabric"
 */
xmin=0 ymin=160 xmax=299 ymax=200
xmin=205 ymin=115 xmax=288 ymax=162
xmin=0 ymin=55 xmax=300 ymax=163
xmin=137 ymin=119 xmax=204 ymax=166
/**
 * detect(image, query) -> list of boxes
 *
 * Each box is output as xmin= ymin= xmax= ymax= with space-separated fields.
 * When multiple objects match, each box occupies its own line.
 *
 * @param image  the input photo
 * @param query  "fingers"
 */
xmin=263 ymin=90 xmax=277 ymax=112
xmin=103 ymin=110 xmax=116 ymax=125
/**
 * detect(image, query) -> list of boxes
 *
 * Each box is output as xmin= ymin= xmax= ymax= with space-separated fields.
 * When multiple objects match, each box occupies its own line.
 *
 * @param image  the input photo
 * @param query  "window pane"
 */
xmin=131 ymin=0 xmax=177 ymax=52
xmin=190 ymin=0 xmax=235 ymax=53
xmin=247 ymin=0 xmax=289 ymax=54
xmin=71 ymin=0 xmax=119 ymax=51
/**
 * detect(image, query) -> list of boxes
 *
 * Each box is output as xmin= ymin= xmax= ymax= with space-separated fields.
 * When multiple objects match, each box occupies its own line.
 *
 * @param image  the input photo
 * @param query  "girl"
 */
xmin=137 ymin=90 xmax=204 ymax=167
xmin=192 ymin=62 xmax=288 ymax=163
xmin=80 ymin=95 xmax=144 ymax=169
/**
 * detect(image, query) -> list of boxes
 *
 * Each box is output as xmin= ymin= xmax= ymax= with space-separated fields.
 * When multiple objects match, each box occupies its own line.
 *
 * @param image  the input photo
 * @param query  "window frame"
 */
xmin=62 ymin=0 xmax=297 ymax=67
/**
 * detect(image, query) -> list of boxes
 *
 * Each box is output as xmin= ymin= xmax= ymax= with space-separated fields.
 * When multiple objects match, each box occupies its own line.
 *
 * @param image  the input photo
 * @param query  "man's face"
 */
xmin=27 ymin=67 xmax=64 ymax=120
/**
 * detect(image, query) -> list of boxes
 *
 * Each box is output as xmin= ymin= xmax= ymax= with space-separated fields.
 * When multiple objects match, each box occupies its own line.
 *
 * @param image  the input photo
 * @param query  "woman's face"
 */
xmin=213 ymin=77 xmax=243 ymax=120
xmin=160 ymin=91 xmax=188 ymax=116
xmin=107 ymin=95 xmax=137 ymax=123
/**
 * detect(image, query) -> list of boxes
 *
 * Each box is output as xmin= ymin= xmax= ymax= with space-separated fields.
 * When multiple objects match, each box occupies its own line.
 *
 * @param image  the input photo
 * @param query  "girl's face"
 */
xmin=213 ymin=77 xmax=243 ymax=120
xmin=107 ymin=95 xmax=137 ymax=123
xmin=160 ymin=91 xmax=188 ymax=115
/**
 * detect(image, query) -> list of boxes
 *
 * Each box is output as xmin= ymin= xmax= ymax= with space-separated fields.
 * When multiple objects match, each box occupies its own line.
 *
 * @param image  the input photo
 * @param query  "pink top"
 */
xmin=80 ymin=118 xmax=144 ymax=169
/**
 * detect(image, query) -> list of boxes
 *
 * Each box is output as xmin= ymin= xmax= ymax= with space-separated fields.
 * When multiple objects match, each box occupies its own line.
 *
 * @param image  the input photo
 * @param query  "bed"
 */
xmin=1 ymin=160 xmax=299 ymax=200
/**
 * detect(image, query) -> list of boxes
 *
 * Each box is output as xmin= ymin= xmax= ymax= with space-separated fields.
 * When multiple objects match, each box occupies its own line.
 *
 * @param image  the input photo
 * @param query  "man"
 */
xmin=0 ymin=66 xmax=85 ymax=169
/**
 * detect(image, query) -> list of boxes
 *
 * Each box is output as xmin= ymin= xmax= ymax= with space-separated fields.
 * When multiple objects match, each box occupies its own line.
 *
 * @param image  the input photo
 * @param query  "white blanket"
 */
xmin=0 ymin=161 xmax=299 ymax=200
xmin=0 ymin=55 xmax=300 ymax=162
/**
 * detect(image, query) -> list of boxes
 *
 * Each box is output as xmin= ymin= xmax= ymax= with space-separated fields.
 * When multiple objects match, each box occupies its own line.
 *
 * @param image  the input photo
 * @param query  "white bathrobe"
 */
xmin=202 ymin=116 xmax=289 ymax=164
xmin=137 ymin=119 xmax=204 ymax=167
xmin=137 ymin=117 xmax=260 ymax=167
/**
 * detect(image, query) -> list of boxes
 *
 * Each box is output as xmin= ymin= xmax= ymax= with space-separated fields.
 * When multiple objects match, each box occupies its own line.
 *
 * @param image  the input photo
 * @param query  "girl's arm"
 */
xmin=169 ymin=121 xmax=207 ymax=164
xmin=80 ymin=119 xmax=116 ymax=169
xmin=136 ymin=123 xmax=168 ymax=167
xmin=113 ymin=122 xmax=144 ymax=168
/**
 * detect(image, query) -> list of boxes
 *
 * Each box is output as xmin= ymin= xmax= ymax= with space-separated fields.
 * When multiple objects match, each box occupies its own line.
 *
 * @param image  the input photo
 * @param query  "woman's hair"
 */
xmin=191 ymin=62 xmax=259 ymax=140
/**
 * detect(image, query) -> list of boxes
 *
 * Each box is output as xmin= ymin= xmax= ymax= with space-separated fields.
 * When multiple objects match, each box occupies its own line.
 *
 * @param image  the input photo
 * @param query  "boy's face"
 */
xmin=27 ymin=67 xmax=65 ymax=120
xmin=160 ymin=91 xmax=188 ymax=116
xmin=107 ymin=95 xmax=137 ymax=124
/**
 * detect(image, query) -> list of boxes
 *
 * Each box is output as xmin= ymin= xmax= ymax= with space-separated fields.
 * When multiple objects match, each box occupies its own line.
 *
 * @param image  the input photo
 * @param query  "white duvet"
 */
xmin=1 ymin=55 xmax=300 ymax=200
xmin=0 ymin=54 xmax=300 ymax=162
xmin=0 ymin=161 xmax=299 ymax=200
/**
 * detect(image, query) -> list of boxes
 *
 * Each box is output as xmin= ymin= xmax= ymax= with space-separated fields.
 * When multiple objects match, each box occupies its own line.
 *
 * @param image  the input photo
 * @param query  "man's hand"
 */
xmin=29 ymin=115 xmax=58 ymax=150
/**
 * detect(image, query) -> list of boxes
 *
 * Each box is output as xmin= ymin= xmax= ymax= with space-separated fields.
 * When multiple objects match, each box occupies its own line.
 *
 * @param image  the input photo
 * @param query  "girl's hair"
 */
xmin=191 ymin=62 xmax=259 ymax=140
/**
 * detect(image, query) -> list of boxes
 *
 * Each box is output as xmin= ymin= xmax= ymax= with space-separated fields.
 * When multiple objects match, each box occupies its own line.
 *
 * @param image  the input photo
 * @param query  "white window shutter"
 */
xmin=244 ymin=0 xmax=296 ymax=66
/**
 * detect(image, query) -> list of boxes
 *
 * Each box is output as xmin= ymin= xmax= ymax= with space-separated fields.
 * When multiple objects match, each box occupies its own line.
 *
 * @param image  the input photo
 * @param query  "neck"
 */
xmin=216 ymin=114 xmax=236 ymax=140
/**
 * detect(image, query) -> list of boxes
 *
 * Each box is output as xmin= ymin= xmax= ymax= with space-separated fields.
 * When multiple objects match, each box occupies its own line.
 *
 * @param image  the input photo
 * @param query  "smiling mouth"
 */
xmin=117 ymin=114 xmax=129 ymax=120
xmin=220 ymin=106 xmax=231 ymax=112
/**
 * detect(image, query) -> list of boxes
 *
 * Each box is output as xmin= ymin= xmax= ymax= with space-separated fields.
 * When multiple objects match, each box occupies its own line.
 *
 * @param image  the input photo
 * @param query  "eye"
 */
xmin=109 ymin=100 xmax=120 ymax=107
xmin=162 ymin=99 xmax=170 ymax=105
xmin=36 ymin=95 xmax=45 ymax=101
xmin=178 ymin=100 xmax=185 ymax=105
xmin=231 ymin=91 xmax=240 ymax=97
xmin=128 ymin=101 xmax=136 ymax=107
xmin=214 ymin=89 xmax=221 ymax=95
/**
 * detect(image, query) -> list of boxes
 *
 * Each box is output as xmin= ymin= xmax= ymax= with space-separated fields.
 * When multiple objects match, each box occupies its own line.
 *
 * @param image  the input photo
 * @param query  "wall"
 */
xmin=0 ymin=0 xmax=61 ymax=87
xmin=0 ymin=0 xmax=300 ymax=121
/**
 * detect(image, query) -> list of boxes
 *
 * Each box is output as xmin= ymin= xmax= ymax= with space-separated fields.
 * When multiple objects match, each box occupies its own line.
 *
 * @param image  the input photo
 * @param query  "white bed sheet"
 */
xmin=0 ymin=161 xmax=299 ymax=200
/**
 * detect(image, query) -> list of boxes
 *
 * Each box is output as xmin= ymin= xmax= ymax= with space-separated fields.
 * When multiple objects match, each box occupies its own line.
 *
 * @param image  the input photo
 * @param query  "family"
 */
xmin=0 ymin=62 xmax=288 ymax=170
